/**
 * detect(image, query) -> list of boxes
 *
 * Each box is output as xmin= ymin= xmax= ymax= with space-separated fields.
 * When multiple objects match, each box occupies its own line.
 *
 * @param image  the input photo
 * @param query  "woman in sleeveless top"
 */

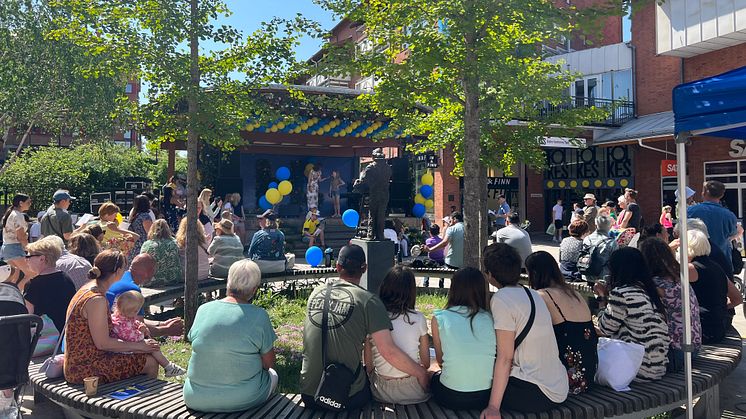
xmin=64 ymin=250 xmax=160 ymax=384
xmin=526 ymin=251 xmax=597 ymax=394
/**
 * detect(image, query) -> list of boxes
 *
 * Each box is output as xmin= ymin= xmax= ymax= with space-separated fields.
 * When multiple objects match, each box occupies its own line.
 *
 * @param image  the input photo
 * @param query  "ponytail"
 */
xmin=2 ymin=194 xmax=30 ymax=228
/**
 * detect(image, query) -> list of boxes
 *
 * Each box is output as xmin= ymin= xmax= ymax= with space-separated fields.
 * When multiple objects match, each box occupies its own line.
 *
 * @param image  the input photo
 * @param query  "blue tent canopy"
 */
xmin=673 ymin=65 xmax=746 ymax=138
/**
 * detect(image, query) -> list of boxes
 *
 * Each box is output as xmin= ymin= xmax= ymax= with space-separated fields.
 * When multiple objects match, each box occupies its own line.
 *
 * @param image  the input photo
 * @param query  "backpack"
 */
xmin=577 ymin=237 xmax=614 ymax=277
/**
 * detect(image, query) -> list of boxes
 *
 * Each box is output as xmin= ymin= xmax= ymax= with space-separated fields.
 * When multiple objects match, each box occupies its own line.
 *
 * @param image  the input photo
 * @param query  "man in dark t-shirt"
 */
xmin=300 ymin=245 xmax=429 ymax=411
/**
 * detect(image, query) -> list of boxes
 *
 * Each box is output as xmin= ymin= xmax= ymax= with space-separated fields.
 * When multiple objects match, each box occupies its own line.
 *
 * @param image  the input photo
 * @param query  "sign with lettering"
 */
xmin=415 ymin=153 xmax=439 ymax=168
xmin=487 ymin=177 xmax=519 ymax=190
xmin=660 ymin=160 xmax=677 ymax=177
xmin=544 ymin=146 xmax=633 ymax=189
xmin=729 ymin=139 xmax=746 ymax=158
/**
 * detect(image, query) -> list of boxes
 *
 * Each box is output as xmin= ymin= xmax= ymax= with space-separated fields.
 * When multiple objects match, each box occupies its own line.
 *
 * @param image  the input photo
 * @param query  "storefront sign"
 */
xmin=415 ymin=153 xmax=440 ymax=168
xmin=660 ymin=160 xmax=678 ymax=177
xmin=487 ymin=177 xmax=519 ymax=190
xmin=540 ymin=137 xmax=587 ymax=149
xmin=544 ymin=145 xmax=633 ymax=189
xmin=729 ymin=139 xmax=746 ymax=158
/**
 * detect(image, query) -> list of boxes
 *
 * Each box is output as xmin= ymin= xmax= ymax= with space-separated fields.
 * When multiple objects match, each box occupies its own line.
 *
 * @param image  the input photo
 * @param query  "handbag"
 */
xmin=313 ymin=283 xmax=361 ymax=411
xmin=32 ymin=314 xmax=60 ymax=357
xmin=39 ymin=290 xmax=86 ymax=379
xmin=595 ymin=337 xmax=645 ymax=391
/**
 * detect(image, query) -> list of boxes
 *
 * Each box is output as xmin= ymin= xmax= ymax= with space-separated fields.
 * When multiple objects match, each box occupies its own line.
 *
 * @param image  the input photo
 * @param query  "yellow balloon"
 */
xmin=425 ymin=199 xmax=434 ymax=209
xmin=265 ymin=188 xmax=281 ymax=205
xmin=278 ymin=180 xmax=293 ymax=196
xmin=116 ymin=213 xmax=123 ymax=224
xmin=421 ymin=172 xmax=434 ymax=186
xmin=414 ymin=194 xmax=426 ymax=205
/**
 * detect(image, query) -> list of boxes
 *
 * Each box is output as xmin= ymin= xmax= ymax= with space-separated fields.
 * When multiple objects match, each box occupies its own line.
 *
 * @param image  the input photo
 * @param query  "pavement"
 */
xmin=18 ymin=233 xmax=746 ymax=418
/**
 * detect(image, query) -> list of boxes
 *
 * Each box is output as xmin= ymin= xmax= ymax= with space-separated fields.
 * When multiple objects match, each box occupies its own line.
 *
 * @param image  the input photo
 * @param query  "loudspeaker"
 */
xmin=388 ymin=157 xmax=412 ymax=214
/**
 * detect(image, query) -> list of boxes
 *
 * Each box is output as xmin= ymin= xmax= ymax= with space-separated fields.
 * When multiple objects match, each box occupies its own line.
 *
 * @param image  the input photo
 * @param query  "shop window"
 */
xmin=125 ymin=83 xmax=133 ymax=94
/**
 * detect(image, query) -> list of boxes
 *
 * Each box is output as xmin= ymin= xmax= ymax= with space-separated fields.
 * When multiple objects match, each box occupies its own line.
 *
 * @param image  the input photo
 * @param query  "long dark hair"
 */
xmin=2 ymin=193 xmax=30 ymax=228
xmin=446 ymin=267 xmax=488 ymax=332
xmin=378 ymin=266 xmax=417 ymax=324
xmin=129 ymin=195 xmax=151 ymax=222
xmin=638 ymin=237 xmax=680 ymax=282
xmin=525 ymin=251 xmax=581 ymax=302
xmin=608 ymin=247 xmax=666 ymax=316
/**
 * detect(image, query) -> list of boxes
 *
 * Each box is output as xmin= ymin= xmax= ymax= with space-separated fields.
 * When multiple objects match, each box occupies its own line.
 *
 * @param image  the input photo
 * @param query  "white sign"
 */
xmin=540 ymin=137 xmax=587 ymax=149
xmin=729 ymin=139 xmax=746 ymax=158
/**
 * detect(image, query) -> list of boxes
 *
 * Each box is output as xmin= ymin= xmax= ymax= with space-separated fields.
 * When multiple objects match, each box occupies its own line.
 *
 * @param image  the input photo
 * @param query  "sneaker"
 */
xmin=164 ymin=363 xmax=186 ymax=377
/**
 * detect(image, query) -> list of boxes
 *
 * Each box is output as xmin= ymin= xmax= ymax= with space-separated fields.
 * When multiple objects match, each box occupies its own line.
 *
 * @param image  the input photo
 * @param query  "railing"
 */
xmin=537 ymin=96 xmax=635 ymax=127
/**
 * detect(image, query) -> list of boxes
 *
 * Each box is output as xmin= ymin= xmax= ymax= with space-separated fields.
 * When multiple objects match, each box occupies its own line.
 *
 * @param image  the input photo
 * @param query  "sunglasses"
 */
xmin=25 ymin=254 xmax=43 ymax=259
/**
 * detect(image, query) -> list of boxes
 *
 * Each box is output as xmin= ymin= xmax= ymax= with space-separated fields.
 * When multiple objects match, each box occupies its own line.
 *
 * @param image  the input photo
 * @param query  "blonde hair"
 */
xmin=198 ymin=189 xmax=212 ymax=208
xmin=227 ymin=260 xmax=261 ymax=301
xmin=148 ymin=219 xmax=173 ymax=240
xmin=98 ymin=202 xmax=120 ymax=218
xmin=26 ymin=238 xmax=62 ymax=267
xmin=215 ymin=219 xmax=234 ymax=235
xmin=175 ymin=217 xmax=206 ymax=248
xmin=687 ymin=229 xmax=712 ymax=259
xmin=230 ymin=193 xmax=241 ymax=205
xmin=114 ymin=290 xmax=145 ymax=318
xmin=662 ymin=205 xmax=672 ymax=212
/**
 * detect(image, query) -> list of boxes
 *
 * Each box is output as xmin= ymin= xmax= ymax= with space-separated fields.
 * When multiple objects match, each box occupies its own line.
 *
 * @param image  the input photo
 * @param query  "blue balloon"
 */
xmin=276 ymin=166 xmax=291 ymax=181
xmin=258 ymin=196 xmax=272 ymax=210
xmin=342 ymin=209 xmax=360 ymax=228
xmin=420 ymin=184 xmax=433 ymax=199
xmin=305 ymin=246 xmax=323 ymax=267
xmin=412 ymin=203 xmax=426 ymax=218
xmin=268 ymin=181 xmax=278 ymax=189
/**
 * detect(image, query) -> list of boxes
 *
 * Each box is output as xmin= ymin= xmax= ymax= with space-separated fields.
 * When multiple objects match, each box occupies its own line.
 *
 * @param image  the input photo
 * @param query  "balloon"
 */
xmin=268 ymin=181 xmax=278 ymax=189
xmin=421 ymin=172 xmax=434 ymax=186
xmin=342 ymin=209 xmax=360 ymax=228
xmin=412 ymin=203 xmax=426 ymax=218
xmin=265 ymin=188 xmax=282 ymax=205
xmin=425 ymin=199 xmax=434 ymax=209
xmin=278 ymin=180 xmax=293 ymax=196
xmin=258 ymin=196 xmax=272 ymax=210
xmin=276 ymin=166 xmax=291 ymax=181
xmin=305 ymin=246 xmax=323 ymax=267
xmin=115 ymin=213 xmax=123 ymax=224
xmin=420 ymin=184 xmax=433 ymax=199
xmin=414 ymin=194 xmax=426 ymax=205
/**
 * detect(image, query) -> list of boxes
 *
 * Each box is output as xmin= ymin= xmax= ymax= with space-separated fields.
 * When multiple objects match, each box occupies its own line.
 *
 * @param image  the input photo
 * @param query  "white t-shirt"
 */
xmin=371 ymin=310 xmax=427 ymax=378
xmin=2 ymin=210 xmax=26 ymax=244
xmin=383 ymin=228 xmax=398 ymax=243
xmin=490 ymin=287 xmax=569 ymax=403
xmin=552 ymin=204 xmax=563 ymax=221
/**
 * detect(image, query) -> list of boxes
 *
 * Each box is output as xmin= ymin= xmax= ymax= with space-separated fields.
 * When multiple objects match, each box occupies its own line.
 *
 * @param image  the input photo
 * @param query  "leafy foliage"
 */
xmin=0 ymin=142 xmax=152 ymax=213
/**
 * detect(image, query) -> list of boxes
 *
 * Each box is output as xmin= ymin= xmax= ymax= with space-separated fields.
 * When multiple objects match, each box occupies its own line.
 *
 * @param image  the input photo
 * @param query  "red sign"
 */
xmin=661 ymin=160 xmax=678 ymax=177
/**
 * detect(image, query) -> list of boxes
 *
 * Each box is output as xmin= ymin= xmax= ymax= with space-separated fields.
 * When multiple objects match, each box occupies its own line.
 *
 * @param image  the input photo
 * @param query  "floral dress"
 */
xmin=128 ymin=212 xmax=150 ymax=264
xmin=140 ymin=238 xmax=183 ymax=287
xmin=306 ymin=170 xmax=321 ymax=209
xmin=63 ymin=287 xmax=146 ymax=384
xmin=544 ymin=290 xmax=598 ymax=394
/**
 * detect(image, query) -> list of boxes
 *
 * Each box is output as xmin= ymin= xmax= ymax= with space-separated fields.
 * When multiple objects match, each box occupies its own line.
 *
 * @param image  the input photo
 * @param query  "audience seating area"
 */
xmin=28 ymin=327 xmax=742 ymax=419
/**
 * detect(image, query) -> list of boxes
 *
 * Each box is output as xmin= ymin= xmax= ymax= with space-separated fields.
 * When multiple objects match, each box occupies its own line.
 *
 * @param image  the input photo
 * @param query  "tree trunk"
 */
xmin=184 ymin=0 xmax=201 ymax=334
xmin=461 ymin=49 xmax=484 ymax=268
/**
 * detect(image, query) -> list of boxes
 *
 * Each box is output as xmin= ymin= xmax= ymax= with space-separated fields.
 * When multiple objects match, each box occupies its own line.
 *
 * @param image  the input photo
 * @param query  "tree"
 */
xmin=0 ymin=0 xmax=131 ymax=168
xmin=51 ymin=0 xmax=319 ymax=331
xmin=317 ymin=0 xmax=609 ymax=267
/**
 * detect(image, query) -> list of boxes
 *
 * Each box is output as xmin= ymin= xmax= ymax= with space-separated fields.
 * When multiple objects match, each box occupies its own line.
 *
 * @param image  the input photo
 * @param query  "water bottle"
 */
xmin=324 ymin=248 xmax=333 ymax=267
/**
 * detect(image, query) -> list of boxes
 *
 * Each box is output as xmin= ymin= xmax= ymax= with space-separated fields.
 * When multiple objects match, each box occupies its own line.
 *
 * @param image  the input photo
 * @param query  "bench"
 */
xmin=29 ymin=327 xmax=742 ymax=419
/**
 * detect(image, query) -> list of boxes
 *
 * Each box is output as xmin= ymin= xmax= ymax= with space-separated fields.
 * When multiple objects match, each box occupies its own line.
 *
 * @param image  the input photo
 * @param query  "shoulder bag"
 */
xmin=514 ymin=286 xmax=536 ymax=349
xmin=313 ymin=283 xmax=361 ymax=411
xmin=39 ymin=290 xmax=87 ymax=379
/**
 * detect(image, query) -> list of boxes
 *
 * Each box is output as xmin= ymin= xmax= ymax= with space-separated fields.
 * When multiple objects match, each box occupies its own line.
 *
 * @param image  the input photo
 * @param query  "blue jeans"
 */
xmin=668 ymin=347 xmax=699 ymax=372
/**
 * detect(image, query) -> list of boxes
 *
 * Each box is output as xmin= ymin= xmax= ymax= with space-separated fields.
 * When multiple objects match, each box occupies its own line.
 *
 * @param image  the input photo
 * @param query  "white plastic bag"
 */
xmin=595 ymin=337 xmax=645 ymax=391
xmin=546 ymin=223 xmax=556 ymax=236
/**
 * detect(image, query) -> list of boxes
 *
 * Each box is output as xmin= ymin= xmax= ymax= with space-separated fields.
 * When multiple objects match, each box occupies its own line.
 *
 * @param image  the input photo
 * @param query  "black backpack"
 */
xmin=577 ymin=239 xmax=612 ymax=277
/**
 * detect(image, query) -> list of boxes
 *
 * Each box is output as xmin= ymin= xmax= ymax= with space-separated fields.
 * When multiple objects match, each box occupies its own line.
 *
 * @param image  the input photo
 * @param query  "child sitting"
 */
xmin=364 ymin=267 xmax=430 ymax=404
xmin=111 ymin=291 xmax=186 ymax=377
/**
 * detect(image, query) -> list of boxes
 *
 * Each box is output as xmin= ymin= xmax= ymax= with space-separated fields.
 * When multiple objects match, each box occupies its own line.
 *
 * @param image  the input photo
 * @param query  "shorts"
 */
xmin=330 ymin=191 xmax=340 ymax=198
xmin=370 ymin=372 xmax=430 ymax=405
xmin=554 ymin=220 xmax=563 ymax=230
xmin=0 ymin=243 xmax=25 ymax=261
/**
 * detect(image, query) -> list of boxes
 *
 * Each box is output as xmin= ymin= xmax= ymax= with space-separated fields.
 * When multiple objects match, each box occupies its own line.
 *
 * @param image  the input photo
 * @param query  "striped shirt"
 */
xmin=597 ymin=285 xmax=670 ymax=381
xmin=207 ymin=234 xmax=244 ymax=278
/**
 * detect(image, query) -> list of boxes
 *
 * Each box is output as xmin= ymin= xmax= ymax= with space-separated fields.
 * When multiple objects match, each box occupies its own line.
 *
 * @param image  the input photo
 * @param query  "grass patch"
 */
xmin=158 ymin=287 xmax=448 ymax=393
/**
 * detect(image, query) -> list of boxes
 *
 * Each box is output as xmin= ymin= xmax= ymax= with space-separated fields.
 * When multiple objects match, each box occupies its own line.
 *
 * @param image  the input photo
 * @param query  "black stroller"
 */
xmin=0 ymin=282 xmax=42 ymax=419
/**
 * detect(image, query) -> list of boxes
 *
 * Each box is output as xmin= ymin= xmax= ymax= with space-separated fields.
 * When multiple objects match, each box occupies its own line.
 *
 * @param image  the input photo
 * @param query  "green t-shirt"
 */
xmin=40 ymin=207 xmax=73 ymax=244
xmin=184 ymin=300 xmax=277 ymax=412
xmin=300 ymin=279 xmax=392 ymax=396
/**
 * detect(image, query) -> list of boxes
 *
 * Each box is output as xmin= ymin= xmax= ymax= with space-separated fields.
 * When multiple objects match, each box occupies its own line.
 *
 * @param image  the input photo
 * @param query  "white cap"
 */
xmin=675 ymin=186 xmax=695 ymax=202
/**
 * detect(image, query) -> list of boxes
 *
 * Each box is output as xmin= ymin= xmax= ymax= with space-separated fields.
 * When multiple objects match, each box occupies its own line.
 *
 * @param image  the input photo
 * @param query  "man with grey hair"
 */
xmin=673 ymin=218 xmax=735 ymax=281
xmin=688 ymin=180 xmax=738 ymax=270
xmin=581 ymin=214 xmax=616 ymax=283
xmin=42 ymin=235 xmax=92 ymax=290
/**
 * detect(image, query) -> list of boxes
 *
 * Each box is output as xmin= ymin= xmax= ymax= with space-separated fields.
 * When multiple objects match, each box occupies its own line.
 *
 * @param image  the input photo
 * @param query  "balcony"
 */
xmin=657 ymin=0 xmax=746 ymax=57
xmin=535 ymin=97 xmax=635 ymax=127
xmin=305 ymin=74 xmax=352 ymax=89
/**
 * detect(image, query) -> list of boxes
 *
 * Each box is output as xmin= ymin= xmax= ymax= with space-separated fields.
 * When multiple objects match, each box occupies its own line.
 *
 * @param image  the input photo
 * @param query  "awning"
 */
xmin=593 ymin=111 xmax=674 ymax=145
xmin=674 ymin=65 xmax=746 ymax=137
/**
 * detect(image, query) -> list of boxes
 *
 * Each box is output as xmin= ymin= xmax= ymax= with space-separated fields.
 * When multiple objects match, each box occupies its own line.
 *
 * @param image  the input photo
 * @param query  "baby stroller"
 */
xmin=0 ymin=282 xmax=42 ymax=419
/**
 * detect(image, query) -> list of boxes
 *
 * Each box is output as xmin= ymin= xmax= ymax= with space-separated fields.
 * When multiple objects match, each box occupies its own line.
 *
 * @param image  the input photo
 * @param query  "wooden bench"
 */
xmin=29 ymin=327 xmax=742 ymax=419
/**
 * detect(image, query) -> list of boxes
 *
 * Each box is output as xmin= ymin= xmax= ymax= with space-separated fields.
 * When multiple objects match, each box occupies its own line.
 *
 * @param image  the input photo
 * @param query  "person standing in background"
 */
xmin=494 ymin=195 xmax=511 ymax=231
xmin=551 ymin=198 xmax=564 ymax=243
xmin=582 ymin=194 xmax=599 ymax=233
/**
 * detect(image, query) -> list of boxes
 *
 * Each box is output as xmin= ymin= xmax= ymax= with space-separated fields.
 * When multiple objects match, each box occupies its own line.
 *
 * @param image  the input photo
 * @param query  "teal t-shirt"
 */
xmin=434 ymin=306 xmax=496 ymax=392
xmin=445 ymin=222 xmax=465 ymax=268
xmin=184 ymin=300 xmax=277 ymax=412
xmin=300 ymin=280 xmax=392 ymax=396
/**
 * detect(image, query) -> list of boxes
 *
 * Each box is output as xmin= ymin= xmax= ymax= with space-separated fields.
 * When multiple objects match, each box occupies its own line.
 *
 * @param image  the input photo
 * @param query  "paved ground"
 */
xmin=19 ymin=233 xmax=746 ymax=418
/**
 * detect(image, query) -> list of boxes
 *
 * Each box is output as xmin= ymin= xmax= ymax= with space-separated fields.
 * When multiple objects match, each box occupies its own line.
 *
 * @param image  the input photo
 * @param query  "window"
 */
xmin=704 ymin=159 xmax=746 ymax=218
xmin=123 ymin=130 xmax=132 ymax=140
xmin=125 ymin=83 xmax=133 ymax=94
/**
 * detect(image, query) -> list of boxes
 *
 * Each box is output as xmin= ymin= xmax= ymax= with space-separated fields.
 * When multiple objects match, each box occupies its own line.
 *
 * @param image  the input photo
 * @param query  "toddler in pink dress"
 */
xmin=111 ymin=291 xmax=186 ymax=377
